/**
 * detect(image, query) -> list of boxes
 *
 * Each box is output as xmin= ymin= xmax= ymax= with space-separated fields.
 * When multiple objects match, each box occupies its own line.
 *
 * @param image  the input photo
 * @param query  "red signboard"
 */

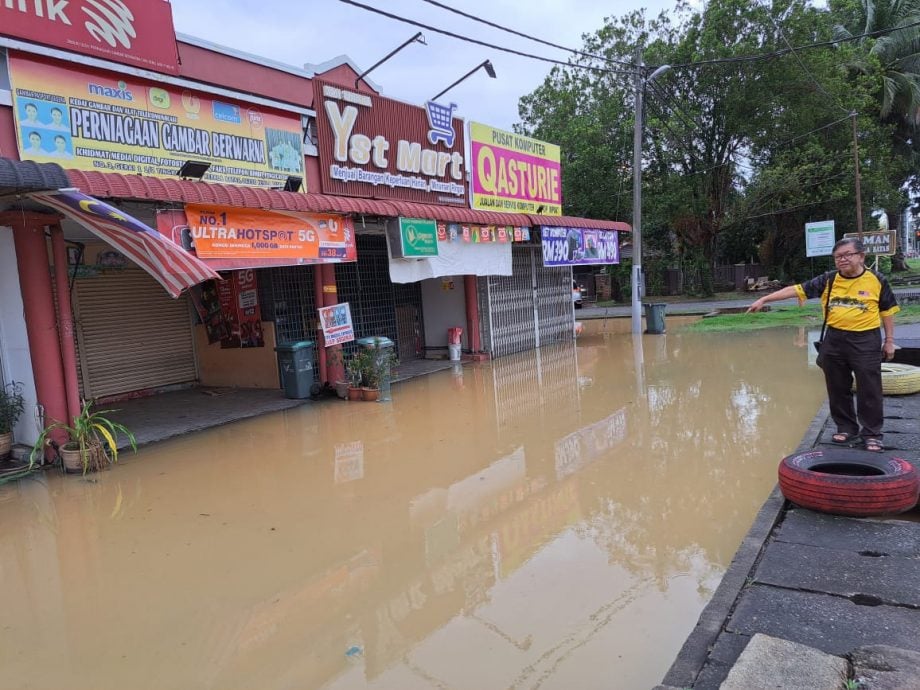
xmin=313 ymin=79 xmax=468 ymax=205
xmin=1 ymin=0 xmax=180 ymax=74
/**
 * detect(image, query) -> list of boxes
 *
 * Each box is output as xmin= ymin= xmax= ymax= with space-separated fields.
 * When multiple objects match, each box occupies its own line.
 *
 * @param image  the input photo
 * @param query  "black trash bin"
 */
xmin=643 ymin=303 xmax=667 ymax=334
xmin=274 ymin=340 xmax=315 ymax=399
xmin=357 ymin=336 xmax=395 ymax=401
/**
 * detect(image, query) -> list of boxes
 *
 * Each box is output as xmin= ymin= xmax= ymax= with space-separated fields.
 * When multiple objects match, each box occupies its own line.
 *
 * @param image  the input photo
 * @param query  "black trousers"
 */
xmin=819 ymin=326 xmax=884 ymax=438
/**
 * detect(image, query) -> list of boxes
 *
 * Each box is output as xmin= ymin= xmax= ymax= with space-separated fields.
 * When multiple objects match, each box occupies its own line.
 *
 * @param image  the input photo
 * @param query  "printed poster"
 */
xmin=9 ymin=55 xmax=304 ymax=189
xmin=319 ymin=303 xmax=355 ymax=346
xmin=541 ymin=227 xmax=620 ymax=267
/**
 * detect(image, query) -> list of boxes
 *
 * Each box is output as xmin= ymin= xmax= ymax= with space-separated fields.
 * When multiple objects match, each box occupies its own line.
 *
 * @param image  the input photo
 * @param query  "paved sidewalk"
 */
xmin=657 ymin=361 xmax=920 ymax=688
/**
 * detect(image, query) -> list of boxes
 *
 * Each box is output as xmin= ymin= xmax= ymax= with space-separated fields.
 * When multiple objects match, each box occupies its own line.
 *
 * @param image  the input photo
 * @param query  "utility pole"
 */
xmin=631 ymin=48 xmax=645 ymax=335
xmin=851 ymin=112 xmax=863 ymax=237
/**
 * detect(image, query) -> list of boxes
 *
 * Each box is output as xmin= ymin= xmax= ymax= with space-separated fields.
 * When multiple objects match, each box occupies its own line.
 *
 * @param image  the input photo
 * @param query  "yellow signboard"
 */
xmin=9 ymin=55 xmax=305 ymax=189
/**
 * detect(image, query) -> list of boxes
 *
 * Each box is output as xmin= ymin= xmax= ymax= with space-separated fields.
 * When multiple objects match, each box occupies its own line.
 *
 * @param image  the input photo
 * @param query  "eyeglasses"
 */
xmin=833 ymin=251 xmax=862 ymax=262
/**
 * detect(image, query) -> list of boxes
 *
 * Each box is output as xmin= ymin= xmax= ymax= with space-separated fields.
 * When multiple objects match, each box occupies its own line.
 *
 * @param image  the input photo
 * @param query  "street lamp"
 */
xmin=354 ymin=32 xmax=427 ymax=88
xmin=430 ymin=60 xmax=497 ymax=102
xmin=631 ymin=54 xmax=672 ymax=334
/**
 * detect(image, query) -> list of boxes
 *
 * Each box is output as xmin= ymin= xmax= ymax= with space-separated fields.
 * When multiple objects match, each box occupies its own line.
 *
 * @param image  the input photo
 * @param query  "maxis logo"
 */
xmin=88 ymin=80 xmax=134 ymax=101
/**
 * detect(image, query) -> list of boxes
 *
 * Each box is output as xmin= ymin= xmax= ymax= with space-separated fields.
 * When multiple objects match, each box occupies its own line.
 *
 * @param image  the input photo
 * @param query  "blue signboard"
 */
xmin=541 ymin=227 xmax=620 ymax=267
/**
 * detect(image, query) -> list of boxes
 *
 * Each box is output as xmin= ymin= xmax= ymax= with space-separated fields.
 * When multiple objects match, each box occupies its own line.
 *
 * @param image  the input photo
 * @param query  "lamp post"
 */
xmin=630 ymin=52 xmax=671 ymax=334
xmin=354 ymin=32 xmax=426 ymax=89
xmin=430 ymin=60 xmax=497 ymax=102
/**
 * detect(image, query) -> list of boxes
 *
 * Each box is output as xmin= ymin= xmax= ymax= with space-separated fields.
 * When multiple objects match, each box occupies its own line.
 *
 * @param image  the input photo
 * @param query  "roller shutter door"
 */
xmin=73 ymin=268 xmax=197 ymax=399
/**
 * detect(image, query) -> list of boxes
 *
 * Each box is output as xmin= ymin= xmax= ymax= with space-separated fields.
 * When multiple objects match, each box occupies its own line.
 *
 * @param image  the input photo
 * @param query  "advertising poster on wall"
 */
xmin=194 ymin=270 xmax=264 ymax=349
xmin=541 ymin=227 xmax=620 ymax=267
xmin=469 ymin=122 xmax=562 ymax=215
xmin=9 ymin=55 xmax=304 ymax=188
xmin=318 ymin=303 xmax=355 ymax=346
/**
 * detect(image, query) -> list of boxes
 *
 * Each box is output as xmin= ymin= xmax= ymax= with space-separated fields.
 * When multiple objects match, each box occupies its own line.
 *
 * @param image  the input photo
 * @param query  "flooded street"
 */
xmin=0 ymin=327 xmax=827 ymax=690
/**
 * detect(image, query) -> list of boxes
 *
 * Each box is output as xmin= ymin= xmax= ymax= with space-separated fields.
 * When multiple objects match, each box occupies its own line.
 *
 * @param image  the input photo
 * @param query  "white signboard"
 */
xmin=318 ymin=302 xmax=355 ymax=346
xmin=805 ymin=220 xmax=836 ymax=257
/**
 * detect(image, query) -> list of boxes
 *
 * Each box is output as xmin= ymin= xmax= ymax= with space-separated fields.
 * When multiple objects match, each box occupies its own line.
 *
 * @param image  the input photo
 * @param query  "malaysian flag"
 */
xmin=31 ymin=190 xmax=220 ymax=298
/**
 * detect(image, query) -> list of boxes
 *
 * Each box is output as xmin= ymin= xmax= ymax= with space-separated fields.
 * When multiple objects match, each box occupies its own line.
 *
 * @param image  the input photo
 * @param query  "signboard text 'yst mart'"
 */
xmin=315 ymin=80 xmax=467 ymax=205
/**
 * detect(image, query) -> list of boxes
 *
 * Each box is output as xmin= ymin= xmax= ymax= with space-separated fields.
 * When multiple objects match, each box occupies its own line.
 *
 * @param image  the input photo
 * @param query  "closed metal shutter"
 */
xmin=73 ymin=268 xmax=197 ymax=399
xmin=485 ymin=246 xmax=573 ymax=358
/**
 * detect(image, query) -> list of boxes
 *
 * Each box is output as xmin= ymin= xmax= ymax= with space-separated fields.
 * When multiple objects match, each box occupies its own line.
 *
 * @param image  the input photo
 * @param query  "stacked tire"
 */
xmin=778 ymin=448 xmax=920 ymax=517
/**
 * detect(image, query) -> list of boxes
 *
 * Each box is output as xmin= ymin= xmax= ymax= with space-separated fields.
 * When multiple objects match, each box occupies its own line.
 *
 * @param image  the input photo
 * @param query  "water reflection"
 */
xmin=0 ymin=328 xmax=826 ymax=690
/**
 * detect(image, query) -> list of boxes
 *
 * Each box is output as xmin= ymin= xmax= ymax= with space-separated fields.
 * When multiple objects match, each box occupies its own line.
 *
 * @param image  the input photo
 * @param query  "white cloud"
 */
xmin=169 ymin=0 xmax=671 ymax=130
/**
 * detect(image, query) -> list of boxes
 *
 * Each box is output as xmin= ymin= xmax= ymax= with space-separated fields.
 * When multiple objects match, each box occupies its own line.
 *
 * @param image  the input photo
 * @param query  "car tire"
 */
xmin=778 ymin=448 xmax=920 ymax=517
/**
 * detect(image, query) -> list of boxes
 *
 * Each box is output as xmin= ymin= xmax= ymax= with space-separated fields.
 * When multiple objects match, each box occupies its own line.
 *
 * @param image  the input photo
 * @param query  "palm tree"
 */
xmin=834 ymin=0 xmax=920 ymax=268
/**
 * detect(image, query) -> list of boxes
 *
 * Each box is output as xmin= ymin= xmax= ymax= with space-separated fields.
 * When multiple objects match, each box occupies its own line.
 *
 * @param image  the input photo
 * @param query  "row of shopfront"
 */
xmin=0 ymin=4 xmax=628 ymax=447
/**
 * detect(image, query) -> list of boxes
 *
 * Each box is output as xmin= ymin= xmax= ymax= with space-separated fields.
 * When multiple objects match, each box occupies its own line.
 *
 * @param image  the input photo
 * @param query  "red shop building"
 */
xmin=0 ymin=1 xmax=628 ymax=449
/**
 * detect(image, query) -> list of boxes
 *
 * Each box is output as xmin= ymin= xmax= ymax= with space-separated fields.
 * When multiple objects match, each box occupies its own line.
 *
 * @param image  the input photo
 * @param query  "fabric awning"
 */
xmin=30 ymin=190 xmax=220 ymax=298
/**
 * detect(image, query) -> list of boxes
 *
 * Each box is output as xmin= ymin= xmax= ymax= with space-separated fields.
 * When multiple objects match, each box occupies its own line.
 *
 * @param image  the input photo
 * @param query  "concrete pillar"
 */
xmin=50 ymin=226 xmax=81 ymax=423
xmin=313 ymin=265 xmax=328 ymax=384
xmin=12 ymin=222 xmax=69 ymax=446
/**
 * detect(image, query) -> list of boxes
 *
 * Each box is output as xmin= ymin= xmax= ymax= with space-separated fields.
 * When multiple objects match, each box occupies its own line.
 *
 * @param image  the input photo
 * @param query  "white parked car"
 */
xmin=572 ymin=281 xmax=584 ymax=308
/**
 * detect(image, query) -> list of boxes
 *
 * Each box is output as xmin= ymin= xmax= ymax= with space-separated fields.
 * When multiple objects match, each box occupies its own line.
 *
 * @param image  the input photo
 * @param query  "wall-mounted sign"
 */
xmin=388 ymin=218 xmax=439 ymax=258
xmin=843 ymin=230 xmax=896 ymax=256
xmin=319 ymin=303 xmax=355 ymax=346
xmin=175 ymin=205 xmax=355 ymax=270
xmin=314 ymin=79 xmax=467 ymax=205
xmin=10 ymin=55 xmax=304 ymax=188
xmin=805 ymin=220 xmax=835 ymax=257
xmin=541 ymin=227 xmax=620 ymax=266
xmin=469 ymin=122 xmax=561 ymax=215
xmin=1 ymin=0 xmax=180 ymax=74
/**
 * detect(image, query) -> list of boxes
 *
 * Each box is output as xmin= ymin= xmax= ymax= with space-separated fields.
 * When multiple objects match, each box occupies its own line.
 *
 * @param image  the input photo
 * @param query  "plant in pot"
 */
xmin=0 ymin=382 xmax=26 ymax=461
xmin=30 ymin=399 xmax=137 ymax=475
xmin=345 ymin=352 xmax=366 ymax=401
xmin=358 ymin=339 xmax=399 ymax=402
xmin=326 ymin=348 xmax=350 ymax=400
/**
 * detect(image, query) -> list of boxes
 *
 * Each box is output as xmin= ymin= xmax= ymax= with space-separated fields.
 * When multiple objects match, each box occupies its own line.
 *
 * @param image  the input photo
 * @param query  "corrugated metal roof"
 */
xmin=63 ymin=171 xmax=631 ymax=233
xmin=0 ymin=158 xmax=70 ymax=195
xmin=527 ymin=214 xmax=632 ymax=232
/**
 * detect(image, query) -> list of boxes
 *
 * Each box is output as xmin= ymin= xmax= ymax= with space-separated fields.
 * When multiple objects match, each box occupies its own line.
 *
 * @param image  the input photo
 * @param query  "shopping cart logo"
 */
xmin=425 ymin=101 xmax=458 ymax=147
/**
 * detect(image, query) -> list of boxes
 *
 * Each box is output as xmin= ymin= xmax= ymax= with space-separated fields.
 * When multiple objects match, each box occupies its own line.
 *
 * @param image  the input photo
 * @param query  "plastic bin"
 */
xmin=448 ymin=343 xmax=461 ymax=361
xmin=447 ymin=327 xmax=463 ymax=345
xmin=643 ymin=303 xmax=667 ymax=334
xmin=357 ymin=336 xmax=395 ymax=401
xmin=274 ymin=340 xmax=315 ymax=399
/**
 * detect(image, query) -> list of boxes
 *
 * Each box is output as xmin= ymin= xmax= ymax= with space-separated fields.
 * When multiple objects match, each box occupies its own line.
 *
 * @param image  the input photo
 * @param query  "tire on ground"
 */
xmin=778 ymin=448 xmax=920 ymax=517
xmin=852 ymin=363 xmax=920 ymax=396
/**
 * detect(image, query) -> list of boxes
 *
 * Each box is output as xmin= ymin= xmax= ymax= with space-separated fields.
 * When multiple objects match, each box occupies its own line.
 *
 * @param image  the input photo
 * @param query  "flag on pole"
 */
xmin=31 ymin=189 xmax=220 ymax=298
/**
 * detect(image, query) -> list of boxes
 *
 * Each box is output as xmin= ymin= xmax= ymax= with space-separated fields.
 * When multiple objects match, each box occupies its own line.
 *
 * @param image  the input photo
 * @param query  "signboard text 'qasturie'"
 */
xmin=389 ymin=218 xmax=439 ymax=258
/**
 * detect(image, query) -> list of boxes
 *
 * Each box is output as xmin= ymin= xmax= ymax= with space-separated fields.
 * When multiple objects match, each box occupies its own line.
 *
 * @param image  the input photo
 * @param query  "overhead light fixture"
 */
xmin=431 ymin=60 xmax=498 ymax=102
xmin=177 ymin=160 xmax=211 ymax=180
xmin=283 ymin=176 xmax=303 ymax=193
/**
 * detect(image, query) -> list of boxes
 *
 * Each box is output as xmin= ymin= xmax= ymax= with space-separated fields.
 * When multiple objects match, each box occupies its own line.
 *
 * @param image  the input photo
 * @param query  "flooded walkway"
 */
xmin=0 ymin=328 xmax=827 ymax=690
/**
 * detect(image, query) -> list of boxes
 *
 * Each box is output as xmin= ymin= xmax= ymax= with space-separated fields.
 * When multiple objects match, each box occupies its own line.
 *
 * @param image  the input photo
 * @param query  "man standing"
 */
xmin=748 ymin=238 xmax=899 ymax=451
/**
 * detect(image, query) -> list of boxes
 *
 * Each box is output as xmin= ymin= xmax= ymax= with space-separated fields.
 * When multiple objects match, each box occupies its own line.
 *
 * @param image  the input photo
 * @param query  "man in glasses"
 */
xmin=747 ymin=238 xmax=899 ymax=451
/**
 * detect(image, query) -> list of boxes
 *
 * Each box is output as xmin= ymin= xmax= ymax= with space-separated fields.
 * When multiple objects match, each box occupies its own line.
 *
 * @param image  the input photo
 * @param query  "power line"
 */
xmin=418 ymin=0 xmax=634 ymax=67
xmin=339 ymin=0 xmax=637 ymax=77
xmin=666 ymin=18 xmax=920 ymax=69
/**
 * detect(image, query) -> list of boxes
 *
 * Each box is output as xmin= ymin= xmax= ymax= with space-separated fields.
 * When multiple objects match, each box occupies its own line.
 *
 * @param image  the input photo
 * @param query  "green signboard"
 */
xmin=397 ymin=218 xmax=439 ymax=258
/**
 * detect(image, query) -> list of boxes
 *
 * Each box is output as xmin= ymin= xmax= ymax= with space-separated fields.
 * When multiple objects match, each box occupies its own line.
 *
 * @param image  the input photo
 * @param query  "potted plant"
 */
xmin=325 ymin=348 xmax=351 ymax=400
xmin=0 ymin=382 xmax=25 ymax=461
xmin=358 ymin=339 xmax=398 ymax=402
xmin=31 ymin=399 xmax=137 ymax=474
xmin=345 ymin=352 xmax=366 ymax=401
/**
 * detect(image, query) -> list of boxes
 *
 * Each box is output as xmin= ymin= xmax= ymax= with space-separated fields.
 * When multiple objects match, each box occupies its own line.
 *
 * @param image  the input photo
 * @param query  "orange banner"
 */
xmin=184 ymin=205 xmax=356 ymax=262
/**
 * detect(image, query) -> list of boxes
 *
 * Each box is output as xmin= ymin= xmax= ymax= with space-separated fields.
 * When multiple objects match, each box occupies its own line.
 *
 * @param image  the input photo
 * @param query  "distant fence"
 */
xmin=713 ymin=263 xmax=766 ymax=291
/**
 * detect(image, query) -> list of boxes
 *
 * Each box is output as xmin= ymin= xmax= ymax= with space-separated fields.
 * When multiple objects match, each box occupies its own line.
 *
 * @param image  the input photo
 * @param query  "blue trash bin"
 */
xmin=274 ymin=340 xmax=315 ymax=398
xmin=643 ymin=303 xmax=667 ymax=334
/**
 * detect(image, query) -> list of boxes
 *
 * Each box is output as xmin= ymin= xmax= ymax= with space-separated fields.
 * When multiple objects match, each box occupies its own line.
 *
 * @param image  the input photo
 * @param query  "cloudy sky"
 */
xmin=169 ymin=0 xmax=673 ymax=130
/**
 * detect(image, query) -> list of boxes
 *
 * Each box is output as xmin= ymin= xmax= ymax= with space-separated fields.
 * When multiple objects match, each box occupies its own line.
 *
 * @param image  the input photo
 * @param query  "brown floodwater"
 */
xmin=0 ymin=326 xmax=827 ymax=690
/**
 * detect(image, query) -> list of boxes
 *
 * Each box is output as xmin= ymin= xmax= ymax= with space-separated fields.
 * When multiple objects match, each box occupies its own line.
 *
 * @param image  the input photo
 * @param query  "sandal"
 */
xmin=831 ymin=432 xmax=857 ymax=445
xmin=863 ymin=438 xmax=884 ymax=452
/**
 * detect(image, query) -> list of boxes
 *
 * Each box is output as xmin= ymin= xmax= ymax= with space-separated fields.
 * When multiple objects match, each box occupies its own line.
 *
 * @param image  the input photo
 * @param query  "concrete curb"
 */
xmin=660 ymin=400 xmax=830 ymax=689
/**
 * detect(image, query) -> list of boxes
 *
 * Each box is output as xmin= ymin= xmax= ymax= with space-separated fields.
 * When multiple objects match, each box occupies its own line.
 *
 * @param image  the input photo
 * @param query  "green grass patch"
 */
xmin=682 ymin=304 xmax=920 ymax=333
